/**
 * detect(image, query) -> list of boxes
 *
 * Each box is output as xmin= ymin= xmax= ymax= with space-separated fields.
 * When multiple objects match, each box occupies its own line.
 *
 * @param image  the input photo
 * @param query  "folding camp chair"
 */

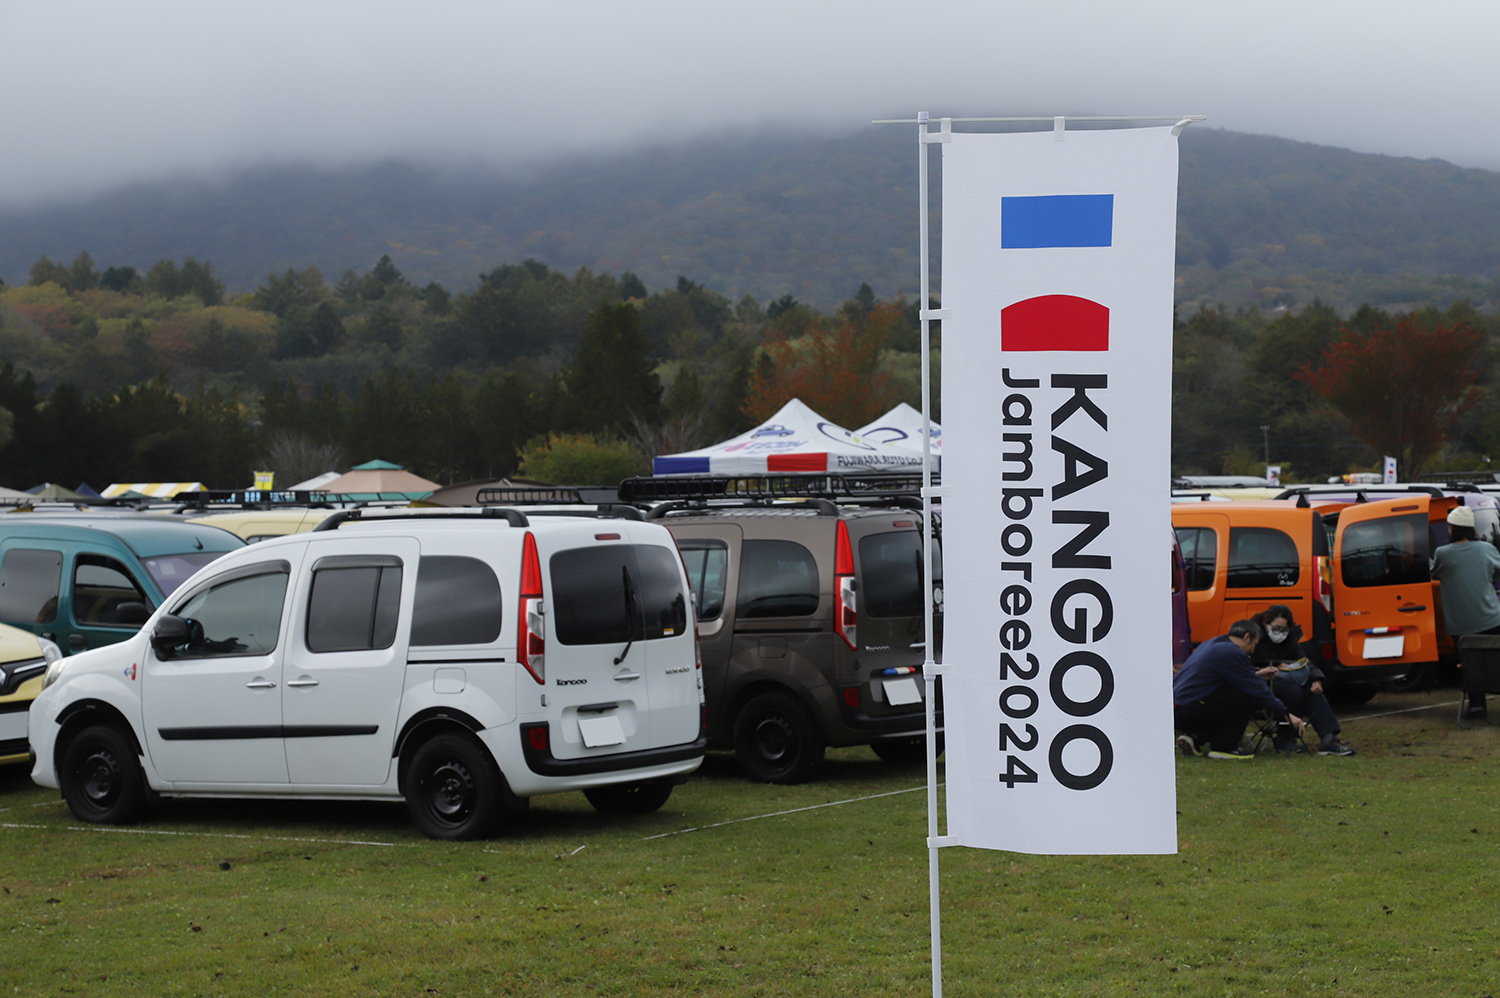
xmin=1456 ymin=634 xmax=1500 ymax=729
xmin=1249 ymin=675 xmax=1312 ymax=755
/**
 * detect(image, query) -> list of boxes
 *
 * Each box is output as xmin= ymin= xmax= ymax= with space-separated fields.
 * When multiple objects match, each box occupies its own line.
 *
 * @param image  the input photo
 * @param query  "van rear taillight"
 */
xmin=527 ymin=725 xmax=549 ymax=753
xmin=518 ymin=532 xmax=546 ymax=684
xmin=1321 ymin=642 xmax=1335 ymax=661
xmin=836 ymin=520 xmax=857 ymax=650
xmin=1316 ymin=555 xmax=1332 ymax=614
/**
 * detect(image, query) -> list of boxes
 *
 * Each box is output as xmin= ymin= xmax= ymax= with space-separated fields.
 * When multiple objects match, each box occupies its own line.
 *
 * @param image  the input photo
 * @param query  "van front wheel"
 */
xmin=733 ymin=692 xmax=825 ymax=784
xmin=405 ymin=733 xmax=504 ymax=840
xmin=60 ymin=724 xmax=147 ymax=825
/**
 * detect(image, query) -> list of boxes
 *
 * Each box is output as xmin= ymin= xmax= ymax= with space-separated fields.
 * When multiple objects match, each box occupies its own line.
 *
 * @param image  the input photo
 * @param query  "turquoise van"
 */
xmin=0 ymin=516 xmax=244 ymax=655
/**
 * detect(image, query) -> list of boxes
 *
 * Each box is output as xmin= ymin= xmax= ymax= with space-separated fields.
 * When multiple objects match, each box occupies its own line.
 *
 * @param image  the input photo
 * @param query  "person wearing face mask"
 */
xmin=1248 ymin=605 xmax=1355 ymax=755
xmin=1174 ymin=619 xmax=1305 ymax=760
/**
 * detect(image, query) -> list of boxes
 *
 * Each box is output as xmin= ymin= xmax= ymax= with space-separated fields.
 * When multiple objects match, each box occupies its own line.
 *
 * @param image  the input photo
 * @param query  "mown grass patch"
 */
xmin=2 ymin=690 xmax=1496 ymax=996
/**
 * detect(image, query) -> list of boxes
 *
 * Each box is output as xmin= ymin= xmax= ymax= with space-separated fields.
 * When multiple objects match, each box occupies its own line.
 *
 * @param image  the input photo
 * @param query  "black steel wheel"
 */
xmin=733 ymin=691 xmax=825 ymax=784
xmin=582 ymin=780 xmax=674 ymax=814
xmin=404 ymin=733 xmax=505 ymax=840
xmin=60 ymin=724 xmax=147 ymax=825
xmin=870 ymin=732 xmax=944 ymax=765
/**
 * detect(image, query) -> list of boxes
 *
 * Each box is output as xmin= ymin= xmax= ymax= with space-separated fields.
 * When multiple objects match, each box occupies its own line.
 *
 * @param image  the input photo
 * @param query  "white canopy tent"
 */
xmin=856 ymin=403 xmax=941 ymax=468
xmin=652 ymin=399 xmax=925 ymax=476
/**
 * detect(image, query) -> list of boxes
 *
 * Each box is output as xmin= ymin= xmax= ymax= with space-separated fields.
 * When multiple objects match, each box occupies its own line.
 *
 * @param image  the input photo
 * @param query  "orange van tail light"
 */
xmin=836 ymin=520 xmax=857 ymax=650
xmin=517 ymin=531 xmax=546 ymax=685
xmin=1316 ymin=555 xmax=1332 ymax=614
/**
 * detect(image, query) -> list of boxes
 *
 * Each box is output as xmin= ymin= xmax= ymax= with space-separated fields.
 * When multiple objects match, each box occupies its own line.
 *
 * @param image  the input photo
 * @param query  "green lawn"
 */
xmin=2 ymin=690 xmax=1495 ymax=997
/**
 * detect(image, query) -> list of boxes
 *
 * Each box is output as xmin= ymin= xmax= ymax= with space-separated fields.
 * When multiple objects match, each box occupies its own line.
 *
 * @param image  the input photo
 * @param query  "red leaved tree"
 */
xmin=742 ymin=301 xmax=903 ymax=428
xmin=1296 ymin=316 xmax=1483 ymax=480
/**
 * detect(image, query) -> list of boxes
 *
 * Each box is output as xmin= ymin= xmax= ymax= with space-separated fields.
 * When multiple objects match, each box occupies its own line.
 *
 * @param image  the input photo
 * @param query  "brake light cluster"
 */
xmin=836 ymin=520 xmax=857 ymax=650
xmin=518 ymin=532 xmax=546 ymax=684
xmin=1315 ymin=554 xmax=1332 ymax=614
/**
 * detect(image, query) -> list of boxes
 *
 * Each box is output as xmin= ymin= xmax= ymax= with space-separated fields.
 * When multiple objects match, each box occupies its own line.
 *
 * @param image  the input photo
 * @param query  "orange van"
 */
xmin=1171 ymin=490 xmax=1460 ymax=698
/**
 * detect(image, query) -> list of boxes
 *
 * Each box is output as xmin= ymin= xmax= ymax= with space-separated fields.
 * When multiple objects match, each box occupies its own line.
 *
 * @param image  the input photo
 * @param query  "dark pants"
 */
xmin=1175 ymin=684 xmax=1256 ymax=753
xmin=1271 ymin=678 xmax=1340 ymax=739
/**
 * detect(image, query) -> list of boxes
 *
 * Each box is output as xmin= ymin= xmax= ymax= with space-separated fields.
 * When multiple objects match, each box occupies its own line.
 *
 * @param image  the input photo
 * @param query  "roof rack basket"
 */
xmin=617 ymin=473 xmax=934 ymax=505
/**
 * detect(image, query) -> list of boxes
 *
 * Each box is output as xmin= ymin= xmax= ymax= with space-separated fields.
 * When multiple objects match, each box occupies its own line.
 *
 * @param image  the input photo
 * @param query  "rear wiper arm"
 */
xmin=615 ymin=565 xmax=637 ymax=666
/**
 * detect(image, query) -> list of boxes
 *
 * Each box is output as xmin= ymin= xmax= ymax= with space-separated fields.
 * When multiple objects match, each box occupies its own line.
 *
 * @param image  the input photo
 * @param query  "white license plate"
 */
xmin=578 ymin=714 xmax=626 ymax=747
xmin=1362 ymin=634 xmax=1405 ymax=659
xmin=0 ymin=710 xmax=26 ymax=741
xmin=883 ymin=677 xmax=923 ymax=706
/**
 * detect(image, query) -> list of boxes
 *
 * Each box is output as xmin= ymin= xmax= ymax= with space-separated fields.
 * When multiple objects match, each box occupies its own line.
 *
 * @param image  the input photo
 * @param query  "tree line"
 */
xmin=0 ymin=252 xmax=927 ymax=488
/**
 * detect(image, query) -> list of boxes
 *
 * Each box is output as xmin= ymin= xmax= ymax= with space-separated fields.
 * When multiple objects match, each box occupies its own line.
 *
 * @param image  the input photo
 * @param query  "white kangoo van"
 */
xmin=29 ymin=508 xmax=706 ymax=839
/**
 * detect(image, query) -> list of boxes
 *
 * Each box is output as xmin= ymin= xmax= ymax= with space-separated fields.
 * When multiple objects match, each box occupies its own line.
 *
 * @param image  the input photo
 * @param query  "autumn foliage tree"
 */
xmin=742 ymin=300 xmax=903 ymax=428
xmin=1297 ymin=316 xmax=1484 ymax=479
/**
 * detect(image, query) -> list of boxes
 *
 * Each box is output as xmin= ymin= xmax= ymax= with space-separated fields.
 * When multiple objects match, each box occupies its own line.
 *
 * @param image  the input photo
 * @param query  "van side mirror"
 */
xmin=115 ymin=601 xmax=150 ymax=626
xmin=150 ymin=615 xmax=191 ymax=656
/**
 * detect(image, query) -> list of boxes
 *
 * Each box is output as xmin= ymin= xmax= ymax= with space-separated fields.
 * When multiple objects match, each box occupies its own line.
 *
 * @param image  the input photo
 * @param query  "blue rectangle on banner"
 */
xmin=653 ymin=456 xmax=711 ymax=475
xmin=1001 ymin=194 xmax=1114 ymax=248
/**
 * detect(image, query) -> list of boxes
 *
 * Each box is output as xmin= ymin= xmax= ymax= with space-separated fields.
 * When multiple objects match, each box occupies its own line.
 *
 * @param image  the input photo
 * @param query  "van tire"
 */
xmin=733 ymin=692 xmax=825 ymax=784
xmin=60 ymin=724 xmax=147 ymax=825
xmin=583 ymin=780 xmax=674 ymax=814
xmin=871 ymin=733 xmax=944 ymax=765
xmin=404 ymin=733 xmax=505 ymax=840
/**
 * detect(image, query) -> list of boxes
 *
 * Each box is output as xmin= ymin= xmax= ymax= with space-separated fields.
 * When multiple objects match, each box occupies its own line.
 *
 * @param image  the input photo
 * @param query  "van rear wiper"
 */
xmin=615 ymin=565 xmax=637 ymax=666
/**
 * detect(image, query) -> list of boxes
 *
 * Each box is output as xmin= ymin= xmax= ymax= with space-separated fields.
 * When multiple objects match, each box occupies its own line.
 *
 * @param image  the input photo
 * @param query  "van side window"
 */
xmin=73 ymin=554 xmax=150 ymax=626
xmin=678 ymin=540 xmax=728 ymax=621
xmin=551 ymin=545 xmax=689 ymax=645
xmin=1173 ymin=528 xmax=1217 ymax=591
xmin=0 ymin=548 xmax=63 ymax=624
xmin=737 ymin=540 xmax=820 ymax=618
xmin=306 ymin=558 xmax=403 ymax=652
xmin=1227 ymin=527 xmax=1300 ymax=588
xmin=412 ymin=556 xmax=502 ymax=646
xmin=1342 ymin=513 xmax=1429 ymax=588
xmin=173 ymin=570 xmax=288 ymax=658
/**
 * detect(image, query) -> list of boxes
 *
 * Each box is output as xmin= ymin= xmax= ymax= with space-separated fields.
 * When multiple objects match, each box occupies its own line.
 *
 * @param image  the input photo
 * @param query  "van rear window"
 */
xmin=858 ymin=531 xmax=933 ymax=619
xmin=0 ymin=548 xmax=62 ymax=624
xmin=551 ymin=545 xmax=688 ymax=646
xmin=1227 ymin=527 xmax=1300 ymax=588
xmin=678 ymin=540 xmax=728 ymax=621
xmin=412 ymin=556 xmax=502 ymax=646
xmin=737 ymin=540 xmax=820 ymax=619
xmin=1342 ymin=513 xmax=1429 ymax=588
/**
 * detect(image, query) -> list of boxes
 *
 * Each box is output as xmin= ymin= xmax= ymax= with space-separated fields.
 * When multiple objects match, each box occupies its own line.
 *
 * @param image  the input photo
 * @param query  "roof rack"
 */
xmin=314 ymin=507 xmax=530 ymax=531
xmin=1274 ymin=485 xmax=1445 ymax=501
xmin=176 ymin=489 xmax=340 ymax=509
xmin=617 ymin=473 xmax=930 ymax=505
xmin=1421 ymin=471 xmax=1500 ymax=484
xmin=475 ymin=487 xmax=647 ymax=521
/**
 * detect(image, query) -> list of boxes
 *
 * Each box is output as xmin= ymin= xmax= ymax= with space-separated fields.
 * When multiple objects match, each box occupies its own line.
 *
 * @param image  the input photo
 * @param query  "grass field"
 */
xmin=2 ymin=690 xmax=1496 ymax=997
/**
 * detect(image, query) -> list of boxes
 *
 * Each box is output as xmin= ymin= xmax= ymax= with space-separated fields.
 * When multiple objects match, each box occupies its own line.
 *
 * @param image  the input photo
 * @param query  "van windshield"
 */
xmin=550 ymin=545 xmax=688 ymax=645
xmin=857 ymin=531 xmax=936 ymax=618
xmin=142 ymin=552 xmax=229 ymax=596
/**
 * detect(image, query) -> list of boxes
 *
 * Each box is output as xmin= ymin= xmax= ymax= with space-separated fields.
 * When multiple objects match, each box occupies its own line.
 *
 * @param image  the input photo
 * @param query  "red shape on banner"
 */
xmin=768 ymin=453 xmax=828 ymax=472
xmin=1001 ymin=295 xmax=1109 ymax=351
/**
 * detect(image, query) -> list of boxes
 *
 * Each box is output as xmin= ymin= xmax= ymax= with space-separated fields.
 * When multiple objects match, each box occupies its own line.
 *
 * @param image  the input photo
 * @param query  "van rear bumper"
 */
xmin=1319 ymin=660 xmax=1417 ymax=684
xmin=518 ymin=724 xmax=707 ymax=777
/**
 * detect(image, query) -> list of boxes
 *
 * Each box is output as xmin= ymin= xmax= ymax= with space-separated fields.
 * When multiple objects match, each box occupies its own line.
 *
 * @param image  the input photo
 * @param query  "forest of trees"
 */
xmin=0 ymin=252 xmax=933 ymax=488
xmin=1 ymin=249 xmax=1497 ymax=490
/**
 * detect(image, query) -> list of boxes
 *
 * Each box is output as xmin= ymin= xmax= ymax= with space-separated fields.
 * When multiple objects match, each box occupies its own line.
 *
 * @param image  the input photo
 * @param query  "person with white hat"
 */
xmin=1431 ymin=503 xmax=1500 ymax=719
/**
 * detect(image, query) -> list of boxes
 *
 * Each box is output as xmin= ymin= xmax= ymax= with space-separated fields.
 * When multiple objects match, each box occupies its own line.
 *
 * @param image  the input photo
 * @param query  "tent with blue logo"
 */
xmin=652 ymin=398 xmax=925 ymax=476
xmin=856 ymin=403 xmax=941 ymax=468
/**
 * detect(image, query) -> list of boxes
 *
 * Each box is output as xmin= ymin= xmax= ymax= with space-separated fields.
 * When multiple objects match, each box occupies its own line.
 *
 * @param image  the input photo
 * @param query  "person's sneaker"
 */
xmin=1175 ymin=733 xmax=1199 ymax=757
xmin=1276 ymin=739 xmax=1308 ymax=755
xmin=1318 ymin=738 xmax=1356 ymax=757
xmin=1206 ymin=747 xmax=1255 ymax=760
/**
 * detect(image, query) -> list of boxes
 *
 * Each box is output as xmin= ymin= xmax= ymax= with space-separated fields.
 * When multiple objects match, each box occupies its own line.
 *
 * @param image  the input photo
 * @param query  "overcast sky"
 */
xmin=2 ymin=0 xmax=1497 ymax=208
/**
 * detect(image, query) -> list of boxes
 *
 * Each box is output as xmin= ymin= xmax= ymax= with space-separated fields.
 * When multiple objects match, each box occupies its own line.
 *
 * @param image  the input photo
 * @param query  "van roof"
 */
xmin=0 ymin=515 xmax=245 ymax=557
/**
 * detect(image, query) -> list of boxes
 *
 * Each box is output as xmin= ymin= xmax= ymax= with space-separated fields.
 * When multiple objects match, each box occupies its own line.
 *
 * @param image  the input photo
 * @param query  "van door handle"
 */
xmin=286 ymin=678 xmax=320 ymax=687
xmin=613 ymin=672 xmax=642 ymax=682
xmin=1397 ymin=604 xmax=1427 ymax=612
xmin=68 ymin=634 xmax=88 ymax=650
xmin=245 ymin=680 xmax=277 ymax=689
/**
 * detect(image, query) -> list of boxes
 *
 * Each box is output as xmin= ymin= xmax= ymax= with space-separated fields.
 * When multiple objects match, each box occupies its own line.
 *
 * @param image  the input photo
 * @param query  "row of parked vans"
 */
xmin=1171 ymin=483 xmax=1500 ymax=697
xmin=4 ymin=477 xmax=941 ymax=839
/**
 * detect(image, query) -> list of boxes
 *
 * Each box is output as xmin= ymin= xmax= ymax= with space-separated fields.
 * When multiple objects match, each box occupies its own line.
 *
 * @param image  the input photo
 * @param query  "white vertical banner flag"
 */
xmin=941 ymin=126 xmax=1180 ymax=854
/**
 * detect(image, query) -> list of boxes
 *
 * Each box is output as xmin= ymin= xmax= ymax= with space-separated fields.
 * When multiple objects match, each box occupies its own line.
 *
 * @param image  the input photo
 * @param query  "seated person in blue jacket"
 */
xmin=1249 ymin=605 xmax=1356 ymax=756
xmin=1173 ymin=619 xmax=1305 ymax=760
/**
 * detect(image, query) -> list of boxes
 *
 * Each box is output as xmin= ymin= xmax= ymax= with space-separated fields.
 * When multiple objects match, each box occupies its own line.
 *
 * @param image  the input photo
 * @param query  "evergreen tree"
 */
xmin=563 ymin=303 xmax=661 ymax=434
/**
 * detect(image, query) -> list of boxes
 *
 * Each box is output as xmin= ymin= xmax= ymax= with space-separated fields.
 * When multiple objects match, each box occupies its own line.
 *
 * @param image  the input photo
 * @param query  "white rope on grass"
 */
xmin=642 ymin=783 xmax=934 ymax=841
xmin=1342 ymin=699 xmax=1463 ymax=722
